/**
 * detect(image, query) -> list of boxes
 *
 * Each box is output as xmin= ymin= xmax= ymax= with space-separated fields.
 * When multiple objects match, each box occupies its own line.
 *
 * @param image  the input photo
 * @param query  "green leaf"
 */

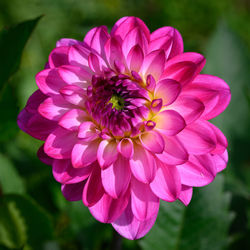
xmin=0 ymin=198 xmax=27 ymax=249
xmin=139 ymin=175 xmax=234 ymax=250
xmin=0 ymin=153 xmax=25 ymax=195
xmin=0 ymin=16 xmax=41 ymax=87
xmin=1 ymin=194 xmax=54 ymax=250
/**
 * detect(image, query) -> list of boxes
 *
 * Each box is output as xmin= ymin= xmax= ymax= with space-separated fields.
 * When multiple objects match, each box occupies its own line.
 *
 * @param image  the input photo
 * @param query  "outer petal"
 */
xmin=154 ymin=79 xmax=181 ymax=106
xmin=150 ymin=26 xmax=183 ymax=59
xmin=213 ymin=150 xmax=228 ymax=173
xmin=89 ymin=190 xmax=130 ymax=223
xmin=178 ymin=185 xmax=193 ymax=206
xmin=44 ymin=127 xmax=78 ymax=159
xmin=161 ymin=52 xmax=206 ymax=86
xmin=97 ymin=140 xmax=118 ymax=168
xmin=49 ymin=46 xmax=69 ymax=68
xmin=177 ymin=120 xmax=217 ymax=155
xmin=167 ymin=95 xmax=205 ymax=124
xmin=61 ymin=181 xmax=85 ymax=201
xmin=117 ymin=138 xmax=134 ymax=159
xmin=177 ymin=154 xmax=217 ymax=187
xmin=37 ymin=144 xmax=53 ymax=165
xmin=112 ymin=200 xmax=157 ymax=240
xmin=150 ymin=162 xmax=181 ymax=202
xmin=156 ymin=135 xmax=188 ymax=165
xmin=101 ymin=156 xmax=131 ymax=199
xmin=56 ymin=38 xmax=82 ymax=47
xmin=25 ymin=90 xmax=48 ymax=114
xmin=82 ymin=165 xmax=104 ymax=206
xmin=71 ymin=139 xmax=101 ymax=168
xmin=111 ymin=16 xmax=150 ymax=42
xmin=154 ymin=110 xmax=186 ymax=136
xmin=52 ymin=159 xmax=92 ymax=184
xmin=184 ymin=74 xmax=231 ymax=120
xmin=131 ymin=177 xmax=159 ymax=221
xmin=129 ymin=143 xmax=156 ymax=184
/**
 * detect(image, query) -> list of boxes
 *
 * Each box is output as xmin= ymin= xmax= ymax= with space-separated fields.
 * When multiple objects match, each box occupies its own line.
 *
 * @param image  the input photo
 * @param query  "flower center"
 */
xmin=108 ymin=94 xmax=125 ymax=110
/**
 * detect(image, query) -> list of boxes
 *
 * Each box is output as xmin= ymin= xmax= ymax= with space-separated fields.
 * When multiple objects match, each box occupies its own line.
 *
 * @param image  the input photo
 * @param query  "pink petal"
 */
xmin=78 ymin=121 xmax=98 ymax=141
xmin=59 ymin=84 xmax=86 ymax=107
xmin=177 ymin=120 xmax=217 ymax=155
xmin=101 ymin=156 xmax=131 ymax=198
xmin=36 ymin=68 xmax=65 ymax=96
xmin=131 ymin=177 xmax=159 ymax=221
xmin=154 ymin=79 xmax=181 ymax=106
xmin=213 ymin=150 xmax=228 ymax=173
xmin=111 ymin=16 xmax=150 ymax=42
xmin=167 ymin=95 xmax=205 ymax=124
xmin=129 ymin=143 xmax=156 ymax=184
xmin=177 ymin=154 xmax=217 ymax=187
xmin=59 ymin=109 xmax=88 ymax=131
xmin=89 ymin=191 xmax=130 ymax=223
xmin=155 ymin=110 xmax=186 ymax=136
xmin=178 ymin=185 xmax=193 ymax=206
xmin=185 ymin=74 xmax=231 ymax=120
xmin=141 ymin=50 xmax=165 ymax=81
xmin=112 ymin=200 xmax=157 ymax=240
xmin=150 ymin=161 xmax=181 ymax=202
xmin=126 ymin=45 xmax=144 ymax=72
xmin=38 ymin=96 xmax=75 ymax=121
xmin=150 ymin=26 xmax=183 ymax=59
xmin=71 ymin=139 xmax=100 ymax=168
xmin=37 ymin=144 xmax=53 ymax=165
xmin=97 ymin=140 xmax=118 ymax=168
xmin=25 ymin=90 xmax=47 ymax=114
xmin=88 ymin=52 xmax=108 ymax=74
xmin=56 ymin=38 xmax=82 ymax=47
xmin=117 ymin=138 xmax=134 ymax=159
xmin=139 ymin=130 xmax=165 ymax=154
xmin=58 ymin=65 xmax=92 ymax=88
xmin=44 ymin=127 xmax=78 ymax=159
xmin=161 ymin=52 xmax=206 ymax=86
xmin=82 ymin=165 xmax=104 ymax=206
xmin=49 ymin=46 xmax=69 ymax=68
xmin=84 ymin=26 xmax=109 ymax=58
xmin=53 ymin=159 xmax=92 ymax=184
xmin=61 ymin=181 xmax=85 ymax=201
xmin=156 ymin=135 xmax=188 ymax=165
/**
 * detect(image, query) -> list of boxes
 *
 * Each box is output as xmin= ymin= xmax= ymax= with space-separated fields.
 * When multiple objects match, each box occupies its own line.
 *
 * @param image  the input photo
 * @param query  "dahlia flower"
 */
xmin=17 ymin=17 xmax=231 ymax=239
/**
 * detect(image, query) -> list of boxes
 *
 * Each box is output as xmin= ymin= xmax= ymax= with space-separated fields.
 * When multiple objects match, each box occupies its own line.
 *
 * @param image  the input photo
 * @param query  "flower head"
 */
xmin=17 ymin=17 xmax=231 ymax=240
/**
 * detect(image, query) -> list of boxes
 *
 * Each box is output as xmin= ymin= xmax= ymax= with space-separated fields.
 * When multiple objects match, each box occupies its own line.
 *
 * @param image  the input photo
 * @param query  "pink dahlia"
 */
xmin=18 ymin=17 xmax=231 ymax=239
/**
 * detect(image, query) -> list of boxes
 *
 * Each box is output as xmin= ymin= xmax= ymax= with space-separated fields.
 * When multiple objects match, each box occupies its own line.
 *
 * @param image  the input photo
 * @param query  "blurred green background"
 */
xmin=0 ymin=0 xmax=250 ymax=249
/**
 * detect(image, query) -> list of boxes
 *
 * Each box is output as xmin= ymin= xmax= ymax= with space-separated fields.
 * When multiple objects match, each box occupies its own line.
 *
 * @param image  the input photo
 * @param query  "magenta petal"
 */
xmin=141 ymin=50 xmax=165 ymax=81
xmin=61 ymin=181 xmax=85 ymax=201
xmin=112 ymin=200 xmax=157 ymax=240
xmin=38 ymin=96 xmax=75 ymax=121
xmin=139 ymin=131 xmax=165 ymax=154
xmin=117 ymin=138 xmax=134 ymax=159
xmin=177 ymin=154 xmax=217 ymax=187
xmin=150 ymin=26 xmax=183 ymax=59
xmin=130 ymin=144 xmax=156 ymax=184
xmin=111 ymin=16 xmax=150 ymax=42
xmin=71 ymin=139 xmax=100 ymax=168
xmin=155 ymin=110 xmax=186 ymax=136
xmin=89 ymin=190 xmax=130 ymax=223
xmin=213 ymin=150 xmax=228 ymax=173
xmin=25 ymin=90 xmax=47 ymax=114
xmin=131 ymin=177 xmax=159 ymax=221
xmin=154 ymin=79 xmax=181 ymax=106
xmin=44 ymin=127 xmax=78 ymax=159
xmin=97 ymin=140 xmax=118 ymax=168
xmin=101 ymin=156 xmax=131 ymax=198
xmin=156 ymin=135 xmax=188 ymax=165
xmin=82 ymin=165 xmax=104 ymax=206
xmin=167 ymin=95 xmax=205 ymax=124
xmin=53 ymin=159 xmax=92 ymax=184
xmin=150 ymin=162 xmax=181 ymax=202
xmin=49 ymin=46 xmax=69 ymax=68
xmin=126 ymin=45 xmax=144 ymax=72
xmin=185 ymin=74 xmax=231 ymax=120
xmin=59 ymin=109 xmax=88 ymax=131
xmin=56 ymin=38 xmax=82 ymax=47
xmin=36 ymin=68 xmax=65 ymax=96
xmin=78 ymin=121 xmax=98 ymax=141
xmin=178 ymin=185 xmax=193 ymax=206
xmin=68 ymin=44 xmax=91 ymax=69
xmin=88 ymin=52 xmax=108 ymax=74
xmin=161 ymin=52 xmax=206 ymax=86
xmin=37 ymin=144 xmax=53 ymax=165
xmin=177 ymin=120 xmax=217 ymax=155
